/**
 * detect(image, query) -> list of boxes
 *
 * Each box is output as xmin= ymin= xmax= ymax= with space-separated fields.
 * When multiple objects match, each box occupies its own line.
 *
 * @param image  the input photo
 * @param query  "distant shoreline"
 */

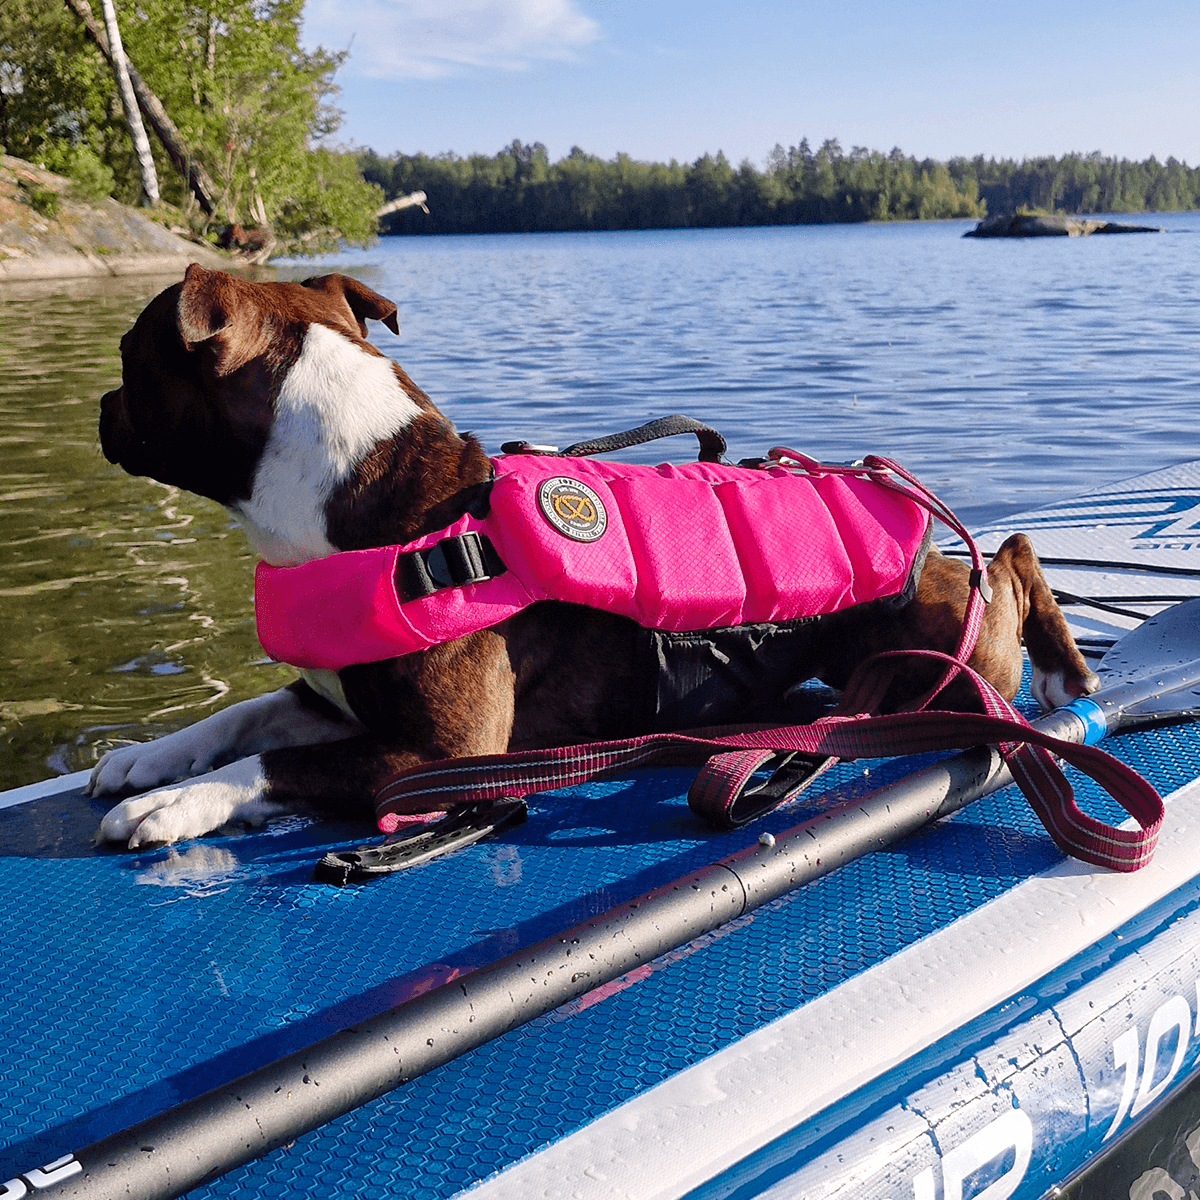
xmin=360 ymin=210 xmax=1185 ymax=241
xmin=362 ymin=142 xmax=1200 ymax=239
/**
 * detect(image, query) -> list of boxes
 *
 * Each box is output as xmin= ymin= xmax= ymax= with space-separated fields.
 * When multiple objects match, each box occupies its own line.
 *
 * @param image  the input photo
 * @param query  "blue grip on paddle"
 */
xmin=1061 ymin=696 xmax=1108 ymax=745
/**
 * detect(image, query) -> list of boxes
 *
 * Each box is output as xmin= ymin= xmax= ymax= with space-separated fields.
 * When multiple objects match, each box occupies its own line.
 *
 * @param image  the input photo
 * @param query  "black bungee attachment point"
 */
xmin=313 ymin=799 xmax=527 ymax=885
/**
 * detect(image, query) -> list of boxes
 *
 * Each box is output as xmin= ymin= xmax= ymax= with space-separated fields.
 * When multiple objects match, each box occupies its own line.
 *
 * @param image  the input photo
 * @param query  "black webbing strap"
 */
xmin=396 ymin=531 xmax=507 ymax=600
xmin=500 ymin=416 xmax=727 ymax=463
xmin=562 ymin=415 xmax=726 ymax=462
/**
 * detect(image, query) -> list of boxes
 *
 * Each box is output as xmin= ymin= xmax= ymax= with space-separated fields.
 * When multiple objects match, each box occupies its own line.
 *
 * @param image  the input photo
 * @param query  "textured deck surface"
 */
xmin=3 ymin=671 xmax=1199 ymax=1198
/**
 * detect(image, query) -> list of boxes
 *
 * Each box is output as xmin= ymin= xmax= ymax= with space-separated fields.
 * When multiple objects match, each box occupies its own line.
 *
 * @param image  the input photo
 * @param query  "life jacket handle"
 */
xmin=502 ymin=414 xmax=727 ymax=463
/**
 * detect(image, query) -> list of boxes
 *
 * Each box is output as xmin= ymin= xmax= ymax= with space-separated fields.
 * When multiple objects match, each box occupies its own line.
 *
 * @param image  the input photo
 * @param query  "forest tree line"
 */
xmin=3 ymin=1 xmax=1197 ymax=252
xmin=363 ymin=140 xmax=1200 ymax=237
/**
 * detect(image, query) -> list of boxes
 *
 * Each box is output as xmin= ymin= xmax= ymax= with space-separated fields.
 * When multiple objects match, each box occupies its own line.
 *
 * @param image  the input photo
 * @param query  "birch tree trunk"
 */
xmin=63 ymin=0 xmax=218 ymax=215
xmin=97 ymin=0 xmax=159 ymax=206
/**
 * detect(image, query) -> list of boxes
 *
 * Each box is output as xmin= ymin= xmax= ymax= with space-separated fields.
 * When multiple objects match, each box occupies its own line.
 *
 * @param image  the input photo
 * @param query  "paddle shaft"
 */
xmin=21 ymin=706 xmax=1099 ymax=1200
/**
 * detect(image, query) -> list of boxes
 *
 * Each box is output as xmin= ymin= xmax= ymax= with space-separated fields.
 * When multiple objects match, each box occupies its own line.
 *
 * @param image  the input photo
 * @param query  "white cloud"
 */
xmin=304 ymin=0 xmax=600 ymax=79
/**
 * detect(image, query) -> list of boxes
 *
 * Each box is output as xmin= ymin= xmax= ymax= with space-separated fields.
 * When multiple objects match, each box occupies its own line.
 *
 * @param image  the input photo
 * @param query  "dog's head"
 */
xmin=101 ymin=264 xmax=400 ymax=500
xmin=99 ymin=264 xmax=451 ymax=564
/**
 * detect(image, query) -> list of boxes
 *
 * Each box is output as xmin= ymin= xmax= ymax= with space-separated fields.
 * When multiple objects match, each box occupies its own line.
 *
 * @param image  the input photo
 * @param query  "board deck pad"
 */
xmin=5 ymin=460 xmax=1200 ymax=1200
xmin=950 ymin=459 xmax=1200 ymax=645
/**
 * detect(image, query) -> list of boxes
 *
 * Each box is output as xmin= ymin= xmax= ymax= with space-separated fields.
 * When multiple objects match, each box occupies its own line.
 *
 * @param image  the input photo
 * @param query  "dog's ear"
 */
xmin=176 ymin=264 xmax=268 ymax=376
xmin=301 ymin=274 xmax=400 ymax=337
xmin=177 ymin=263 xmax=231 ymax=348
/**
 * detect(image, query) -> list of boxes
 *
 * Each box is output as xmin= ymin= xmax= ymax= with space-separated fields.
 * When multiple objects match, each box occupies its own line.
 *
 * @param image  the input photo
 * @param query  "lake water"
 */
xmin=1 ymin=214 xmax=1198 ymax=788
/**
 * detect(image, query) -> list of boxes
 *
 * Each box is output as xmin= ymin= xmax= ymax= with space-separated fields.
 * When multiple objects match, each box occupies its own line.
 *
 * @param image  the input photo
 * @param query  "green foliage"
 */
xmin=40 ymin=141 xmax=115 ymax=201
xmin=0 ymin=0 xmax=127 ymax=186
xmin=970 ymin=150 xmax=1200 ymax=216
xmin=0 ymin=0 xmax=377 ymax=251
xmin=272 ymin=147 xmax=383 ymax=251
xmin=364 ymin=139 xmax=1200 ymax=237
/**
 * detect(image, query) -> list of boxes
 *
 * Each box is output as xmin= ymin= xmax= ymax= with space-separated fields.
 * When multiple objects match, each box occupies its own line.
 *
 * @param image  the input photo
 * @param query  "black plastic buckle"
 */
xmin=968 ymin=566 xmax=993 ymax=604
xmin=397 ymin=531 xmax=507 ymax=599
xmin=313 ymin=800 xmax=528 ymax=886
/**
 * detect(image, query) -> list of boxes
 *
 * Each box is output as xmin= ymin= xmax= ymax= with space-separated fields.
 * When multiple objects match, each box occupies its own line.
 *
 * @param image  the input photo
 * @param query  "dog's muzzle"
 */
xmin=98 ymin=386 xmax=144 ymax=471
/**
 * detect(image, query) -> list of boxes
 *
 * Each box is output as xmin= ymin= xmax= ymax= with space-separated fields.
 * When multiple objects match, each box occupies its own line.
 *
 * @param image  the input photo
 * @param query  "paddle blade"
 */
xmin=1092 ymin=599 xmax=1200 ymax=728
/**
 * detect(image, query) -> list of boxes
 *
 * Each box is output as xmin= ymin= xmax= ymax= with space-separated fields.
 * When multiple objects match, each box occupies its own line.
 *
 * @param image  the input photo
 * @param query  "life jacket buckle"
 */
xmin=399 ymin=531 xmax=508 ymax=599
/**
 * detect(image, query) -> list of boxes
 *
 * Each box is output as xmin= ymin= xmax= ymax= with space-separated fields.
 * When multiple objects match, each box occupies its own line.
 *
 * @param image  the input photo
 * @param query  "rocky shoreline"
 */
xmin=0 ymin=155 xmax=229 ymax=282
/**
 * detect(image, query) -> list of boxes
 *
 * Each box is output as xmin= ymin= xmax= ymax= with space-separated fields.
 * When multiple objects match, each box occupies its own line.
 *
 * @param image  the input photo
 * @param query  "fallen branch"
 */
xmin=376 ymin=190 xmax=429 ymax=218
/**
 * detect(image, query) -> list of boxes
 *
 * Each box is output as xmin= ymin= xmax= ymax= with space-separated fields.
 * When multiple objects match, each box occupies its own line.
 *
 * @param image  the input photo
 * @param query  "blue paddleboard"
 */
xmin=4 ymin=460 xmax=1200 ymax=1200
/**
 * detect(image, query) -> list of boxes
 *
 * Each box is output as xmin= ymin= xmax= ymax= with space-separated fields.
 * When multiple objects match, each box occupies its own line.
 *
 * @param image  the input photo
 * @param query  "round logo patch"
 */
xmin=537 ymin=476 xmax=608 ymax=542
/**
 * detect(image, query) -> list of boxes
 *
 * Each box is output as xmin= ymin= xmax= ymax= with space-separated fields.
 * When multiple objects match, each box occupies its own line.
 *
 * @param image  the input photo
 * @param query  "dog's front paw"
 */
xmin=87 ymin=725 xmax=227 ymax=797
xmin=97 ymin=758 xmax=283 ymax=848
xmin=1030 ymin=663 xmax=1101 ymax=711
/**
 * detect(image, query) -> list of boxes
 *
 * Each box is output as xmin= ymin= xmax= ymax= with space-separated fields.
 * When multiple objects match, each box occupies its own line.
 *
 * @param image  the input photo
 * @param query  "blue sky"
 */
xmin=301 ymin=0 xmax=1200 ymax=167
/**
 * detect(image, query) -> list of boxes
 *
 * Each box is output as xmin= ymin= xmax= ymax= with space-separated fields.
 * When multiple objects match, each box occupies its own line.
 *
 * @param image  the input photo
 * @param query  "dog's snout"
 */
xmin=98 ymin=385 xmax=134 ymax=465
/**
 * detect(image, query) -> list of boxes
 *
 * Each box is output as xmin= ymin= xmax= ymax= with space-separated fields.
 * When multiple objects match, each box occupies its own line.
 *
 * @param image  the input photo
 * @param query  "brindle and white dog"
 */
xmin=89 ymin=265 xmax=1097 ymax=848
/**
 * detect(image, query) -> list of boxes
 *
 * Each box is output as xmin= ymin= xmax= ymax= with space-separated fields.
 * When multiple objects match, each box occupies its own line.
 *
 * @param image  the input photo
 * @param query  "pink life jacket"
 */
xmin=254 ymin=454 xmax=932 ymax=672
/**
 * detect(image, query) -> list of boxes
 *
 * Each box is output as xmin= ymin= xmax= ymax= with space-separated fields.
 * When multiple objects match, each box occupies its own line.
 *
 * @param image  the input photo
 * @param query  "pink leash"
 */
xmin=376 ymin=704 xmax=1163 ymax=872
xmin=375 ymin=455 xmax=1165 ymax=873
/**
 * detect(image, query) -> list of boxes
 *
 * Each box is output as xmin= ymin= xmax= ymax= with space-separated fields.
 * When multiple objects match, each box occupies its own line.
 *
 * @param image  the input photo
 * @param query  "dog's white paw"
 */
xmin=1030 ymin=664 xmax=1101 ymax=712
xmin=98 ymin=758 xmax=284 ymax=848
xmin=87 ymin=726 xmax=226 ymax=797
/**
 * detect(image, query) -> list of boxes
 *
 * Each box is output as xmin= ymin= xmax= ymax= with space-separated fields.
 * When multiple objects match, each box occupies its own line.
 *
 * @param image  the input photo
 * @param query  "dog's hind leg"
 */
xmin=814 ymin=539 xmax=1098 ymax=715
xmin=986 ymin=533 xmax=1099 ymax=710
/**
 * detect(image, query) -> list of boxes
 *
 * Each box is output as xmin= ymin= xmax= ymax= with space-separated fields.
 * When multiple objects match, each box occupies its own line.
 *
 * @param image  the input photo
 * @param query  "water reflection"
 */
xmin=135 ymin=844 xmax=241 ymax=897
xmin=0 ymin=273 xmax=293 ymax=789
